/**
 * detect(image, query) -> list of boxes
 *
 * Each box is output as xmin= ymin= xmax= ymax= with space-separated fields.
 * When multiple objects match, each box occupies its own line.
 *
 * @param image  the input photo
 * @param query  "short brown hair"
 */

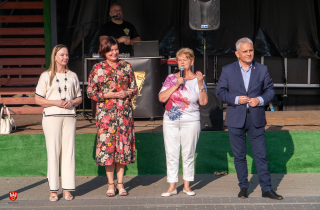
xmin=176 ymin=48 xmax=195 ymax=60
xmin=110 ymin=3 xmax=121 ymax=12
xmin=99 ymin=36 xmax=119 ymax=60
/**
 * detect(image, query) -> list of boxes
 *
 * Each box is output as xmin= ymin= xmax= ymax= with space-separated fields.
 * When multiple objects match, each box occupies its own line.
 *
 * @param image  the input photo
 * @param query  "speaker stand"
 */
xmin=202 ymin=31 xmax=207 ymax=84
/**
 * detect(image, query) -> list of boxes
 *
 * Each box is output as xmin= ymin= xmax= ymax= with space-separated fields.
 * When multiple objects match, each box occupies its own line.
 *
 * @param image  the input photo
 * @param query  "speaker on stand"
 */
xmin=200 ymin=86 xmax=223 ymax=131
xmin=189 ymin=0 xmax=223 ymax=131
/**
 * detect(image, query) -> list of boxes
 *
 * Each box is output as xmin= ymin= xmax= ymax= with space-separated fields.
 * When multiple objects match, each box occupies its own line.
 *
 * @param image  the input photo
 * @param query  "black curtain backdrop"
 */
xmin=56 ymin=0 xmax=320 ymax=59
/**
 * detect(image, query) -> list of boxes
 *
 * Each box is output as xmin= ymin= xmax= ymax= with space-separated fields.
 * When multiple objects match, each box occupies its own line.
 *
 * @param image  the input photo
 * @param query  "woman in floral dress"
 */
xmin=87 ymin=36 xmax=137 ymax=196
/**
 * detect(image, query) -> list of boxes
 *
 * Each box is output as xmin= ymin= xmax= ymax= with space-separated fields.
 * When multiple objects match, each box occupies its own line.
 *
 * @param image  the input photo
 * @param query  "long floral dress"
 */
xmin=87 ymin=60 xmax=138 ymax=166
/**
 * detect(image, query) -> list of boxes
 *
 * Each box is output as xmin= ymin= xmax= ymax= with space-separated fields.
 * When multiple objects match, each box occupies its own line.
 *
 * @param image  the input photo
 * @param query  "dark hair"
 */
xmin=99 ymin=36 xmax=119 ymax=60
xmin=110 ymin=3 xmax=121 ymax=11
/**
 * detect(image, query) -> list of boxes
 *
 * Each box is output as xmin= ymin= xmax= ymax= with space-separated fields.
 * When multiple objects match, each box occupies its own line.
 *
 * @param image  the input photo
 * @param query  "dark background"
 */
xmin=56 ymin=0 xmax=320 ymax=59
xmin=55 ymin=0 xmax=320 ymax=110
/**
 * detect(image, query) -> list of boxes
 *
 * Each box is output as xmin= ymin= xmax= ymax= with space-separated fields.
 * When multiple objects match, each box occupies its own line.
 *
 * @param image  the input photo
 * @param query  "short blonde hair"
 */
xmin=176 ymin=48 xmax=195 ymax=61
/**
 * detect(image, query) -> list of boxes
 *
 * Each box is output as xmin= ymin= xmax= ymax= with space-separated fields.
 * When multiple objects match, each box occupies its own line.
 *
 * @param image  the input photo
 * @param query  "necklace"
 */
xmin=55 ymin=70 xmax=67 ymax=101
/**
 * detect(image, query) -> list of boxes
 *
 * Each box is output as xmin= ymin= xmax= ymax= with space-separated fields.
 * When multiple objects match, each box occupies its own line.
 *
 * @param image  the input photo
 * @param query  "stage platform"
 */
xmin=10 ymin=110 xmax=320 ymax=135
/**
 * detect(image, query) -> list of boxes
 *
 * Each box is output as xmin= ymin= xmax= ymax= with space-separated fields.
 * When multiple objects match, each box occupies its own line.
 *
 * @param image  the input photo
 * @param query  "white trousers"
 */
xmin=163 ymin=120 xmax=200 ymax=183
xmin=42 ymin=115 xmax=76 ymax=192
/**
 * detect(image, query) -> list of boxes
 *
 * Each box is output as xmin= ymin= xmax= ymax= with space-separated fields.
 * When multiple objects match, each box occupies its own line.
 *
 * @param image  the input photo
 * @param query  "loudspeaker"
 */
xmin=200 ymin=86 xmax=223 ymax=131
xmin=189 ymin=0 xmax=220 ymax=31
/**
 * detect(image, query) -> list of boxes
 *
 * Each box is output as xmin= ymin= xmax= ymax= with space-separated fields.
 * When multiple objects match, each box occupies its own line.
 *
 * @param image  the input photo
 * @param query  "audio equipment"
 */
xmin=189 ymin=0 xmax=220 ymax=31
xmin=200 ymin=86 xmax=223 ymax=131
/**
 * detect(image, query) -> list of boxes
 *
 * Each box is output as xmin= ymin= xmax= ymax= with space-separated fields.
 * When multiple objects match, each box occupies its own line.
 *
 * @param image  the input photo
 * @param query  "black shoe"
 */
xmin=238 ymin=187 xmax=248 ymax=198
xmin=262 ymin=189 xmax=283 ymax=200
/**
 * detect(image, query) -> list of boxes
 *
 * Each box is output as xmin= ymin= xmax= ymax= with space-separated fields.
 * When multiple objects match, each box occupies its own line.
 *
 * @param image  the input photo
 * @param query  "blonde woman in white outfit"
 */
xmin=159 ymin=48 xmax=208 ymax=197
xmin=35 ymin=44 xmax=82 ymax=202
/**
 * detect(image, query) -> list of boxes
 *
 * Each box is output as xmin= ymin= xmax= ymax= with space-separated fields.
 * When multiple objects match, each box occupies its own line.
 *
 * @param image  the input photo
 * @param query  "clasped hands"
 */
xmin=113 ymin=90 xmax=128 ymax=99
xmin=238 ymin=96 xmax=260 ymax=107
xmin=104 ymin=88 xmax=128 ymax=99
xmin=57 ymin=100 xmax=75 ymax=109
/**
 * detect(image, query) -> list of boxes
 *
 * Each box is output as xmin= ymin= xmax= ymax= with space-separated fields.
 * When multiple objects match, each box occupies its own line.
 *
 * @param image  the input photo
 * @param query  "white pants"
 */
xmin=163 ymin=120 xmax=200 ymax=183
xmin=42 ymin=115 xmax=76 ymax=192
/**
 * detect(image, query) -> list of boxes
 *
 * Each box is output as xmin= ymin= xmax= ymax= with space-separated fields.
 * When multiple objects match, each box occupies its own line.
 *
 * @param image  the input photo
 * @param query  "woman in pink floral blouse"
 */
xmin=159 ymin=48 xmax=208 ymax=197
xmin=87 ymin=36 xmax=137 ymax=197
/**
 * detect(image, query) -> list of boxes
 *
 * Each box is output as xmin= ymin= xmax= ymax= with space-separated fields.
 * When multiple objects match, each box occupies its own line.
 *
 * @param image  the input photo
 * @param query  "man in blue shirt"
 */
xmin=216 ymin=37 xmax=283 ymax=200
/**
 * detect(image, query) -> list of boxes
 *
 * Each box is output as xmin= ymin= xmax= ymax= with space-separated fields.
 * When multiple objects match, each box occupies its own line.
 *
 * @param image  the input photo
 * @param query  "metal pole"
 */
xmin=81 ymin=24 xmax=86 ymax=116
xmin=307 ymin=58 xmax=311 ymax=84
xmin=203 ymin=31 xmax=207 ymax=84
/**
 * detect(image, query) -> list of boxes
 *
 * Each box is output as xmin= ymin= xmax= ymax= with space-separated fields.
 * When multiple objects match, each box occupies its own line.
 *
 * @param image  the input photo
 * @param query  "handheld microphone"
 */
xmin=180 ymin=66 xmax=185 ymax=89
xmin=111 ymin=15 xmax=118 ymax=18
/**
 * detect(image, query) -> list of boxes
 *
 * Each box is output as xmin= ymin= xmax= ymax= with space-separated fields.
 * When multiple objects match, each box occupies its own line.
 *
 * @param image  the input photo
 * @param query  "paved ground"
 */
xmin=9 ymin=110 xmax=320 ymax=135
xmin=2 ymin=110 xmax=320 ymax=209
xmin=1 ymin=174 xmax=320 ymax=209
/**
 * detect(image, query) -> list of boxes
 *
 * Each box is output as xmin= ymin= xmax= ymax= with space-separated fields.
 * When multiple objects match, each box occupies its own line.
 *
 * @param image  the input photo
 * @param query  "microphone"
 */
xmin=111 ymin=15 xmax=118 ymax=18
xmin=180 ymin=66 xmax=185 ymax=89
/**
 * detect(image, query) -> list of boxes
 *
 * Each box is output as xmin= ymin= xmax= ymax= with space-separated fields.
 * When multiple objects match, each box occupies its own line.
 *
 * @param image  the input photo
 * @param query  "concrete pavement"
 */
xmin=1 ymin=174 xmax=320 ymax=209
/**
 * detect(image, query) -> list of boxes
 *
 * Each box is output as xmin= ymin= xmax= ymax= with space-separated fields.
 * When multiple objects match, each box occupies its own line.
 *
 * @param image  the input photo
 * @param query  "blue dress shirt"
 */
xmin=235 ymin=61 xmax=264 ymax=106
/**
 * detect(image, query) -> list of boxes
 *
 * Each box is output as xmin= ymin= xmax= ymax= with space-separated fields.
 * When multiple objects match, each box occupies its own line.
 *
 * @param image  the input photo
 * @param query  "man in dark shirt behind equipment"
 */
xmin=100 ymin=3 xmax=141 ymax=55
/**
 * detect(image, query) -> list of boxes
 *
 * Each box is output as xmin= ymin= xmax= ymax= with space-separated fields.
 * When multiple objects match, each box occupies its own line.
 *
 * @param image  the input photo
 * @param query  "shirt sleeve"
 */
xmin=73 ymin=74 xmax=82 ymax=98
xmin=129 ymin=22 xmax=140 ymax=39
xmin=159 ymin=74 xmax=175 ymax=94
xmin=126 ymin=63 xmax=138 ymax=99
xmin=235 ymin=96 xmax=240 ymax=105
xmin=257 ymin=96 xmax=264 ymax=106
xmin=35 ymin=72 xmax=48 ymax=98
xmin=87 ymin=64 xmax=105 ymax=102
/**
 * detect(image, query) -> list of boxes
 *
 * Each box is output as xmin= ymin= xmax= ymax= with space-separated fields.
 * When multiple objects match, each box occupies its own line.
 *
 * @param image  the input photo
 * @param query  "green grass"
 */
xmin=0 ymin=131 xmax=320 ymax=177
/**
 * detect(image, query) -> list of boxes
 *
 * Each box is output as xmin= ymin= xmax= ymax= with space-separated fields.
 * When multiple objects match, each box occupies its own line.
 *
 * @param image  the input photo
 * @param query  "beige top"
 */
xmin=35 ymin=70 xmax=82 ymax=116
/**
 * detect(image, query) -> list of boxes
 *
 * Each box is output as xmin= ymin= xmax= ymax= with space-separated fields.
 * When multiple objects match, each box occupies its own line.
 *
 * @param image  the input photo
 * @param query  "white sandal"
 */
xmin=117 ymin=182 xmax=127 ymax=196
xmin=183 ymin=188 xmax=196 ymax=196
xmin=161 ymin=189 xmax=177 ymax=197
xmin=106 ymin=183 xmax=116 ymax=197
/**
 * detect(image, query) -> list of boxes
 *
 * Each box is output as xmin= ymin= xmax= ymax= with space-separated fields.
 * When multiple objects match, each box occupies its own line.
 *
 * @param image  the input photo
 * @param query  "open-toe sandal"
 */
xmin=49 ymin=196 xmax=58 ymax=202
xmin=49 ymin=193 xmax=58 ymax=202
xmin=63 ymin=192 xmax=74 ymax=201
xmin=117 ymin=182 xmax=127 ymax=196
xmin=106 ymin=183 xmax=117 ymax=197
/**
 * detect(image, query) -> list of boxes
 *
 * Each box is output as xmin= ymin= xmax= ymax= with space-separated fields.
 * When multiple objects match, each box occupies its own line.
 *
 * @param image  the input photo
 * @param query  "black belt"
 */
xmin=246 ymin=109 xmax=250 ymax=113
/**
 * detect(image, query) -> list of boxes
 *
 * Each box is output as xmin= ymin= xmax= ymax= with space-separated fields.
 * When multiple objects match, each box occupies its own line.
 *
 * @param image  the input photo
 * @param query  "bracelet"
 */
xmin=199 ymin=88 xmax=205 ymax=92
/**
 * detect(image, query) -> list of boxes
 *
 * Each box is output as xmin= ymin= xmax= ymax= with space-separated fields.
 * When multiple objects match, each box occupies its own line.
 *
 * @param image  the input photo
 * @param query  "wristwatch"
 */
xmin=199 ymin=88 xmax=205 ymax=92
